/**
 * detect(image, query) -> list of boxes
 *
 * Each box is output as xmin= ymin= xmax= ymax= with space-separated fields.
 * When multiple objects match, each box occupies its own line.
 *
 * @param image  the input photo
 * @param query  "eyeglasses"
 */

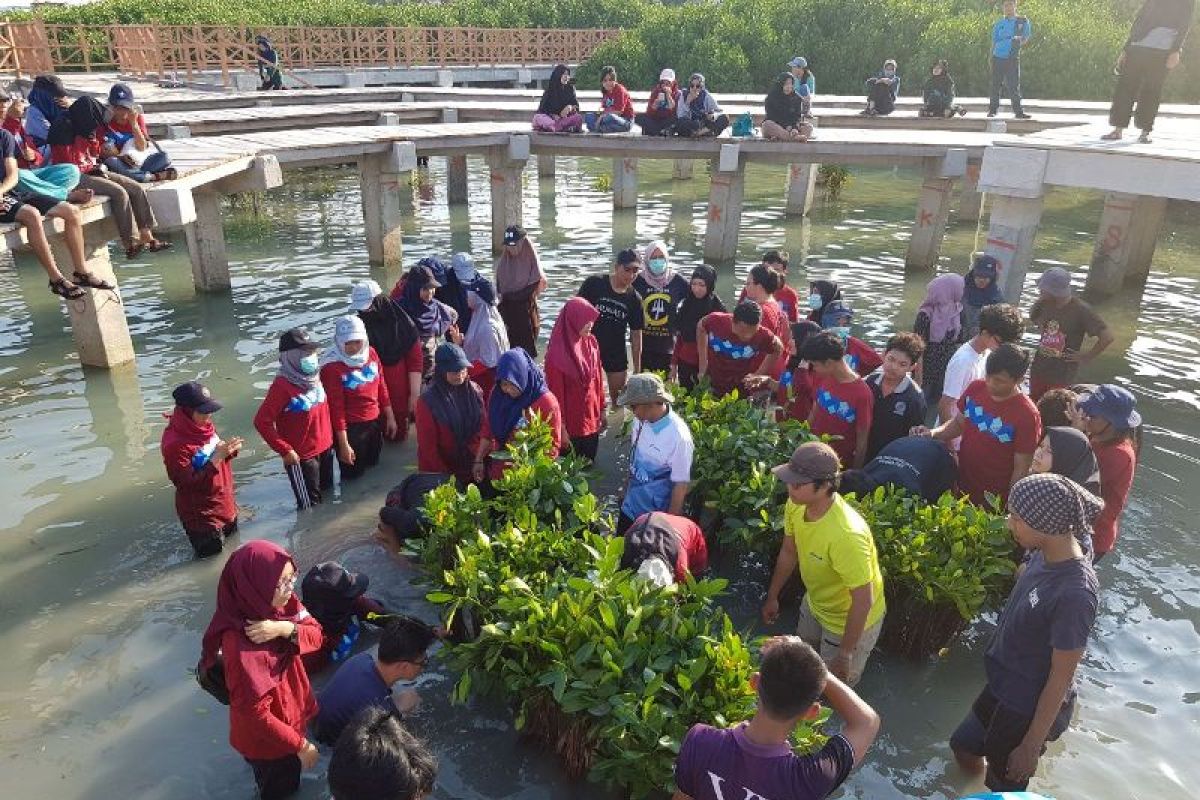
xmin=276 ymin=573 xmax=297 ymax=592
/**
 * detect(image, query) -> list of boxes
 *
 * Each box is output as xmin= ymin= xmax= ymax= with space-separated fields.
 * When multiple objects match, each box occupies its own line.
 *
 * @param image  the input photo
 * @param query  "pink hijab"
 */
xmin=495 ymin=237 xmax=545 ymax=298
xmin=545 ymin=297 xmax=600 ymax=381
xmin=917 ymin=273 xmax=964 ymax=343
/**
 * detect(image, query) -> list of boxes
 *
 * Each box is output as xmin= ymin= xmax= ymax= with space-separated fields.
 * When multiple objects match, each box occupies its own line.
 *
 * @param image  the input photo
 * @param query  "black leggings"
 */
xmin=287 ymin=448 xmax=334 ymax=509
xmin=675 ymin=114 xmax=729 ymax=136
xmin=635 ymin=113 xmax=676 ymax=136
xmin=246 ymin=754 xmax=301 ymax=800
xmin=569 ymin=433 xmax=600 ymax=462
xmin=184 ymin=519 xmax=238 ymax=559
xmin=339 ymin=417 xmax=384 ymax=479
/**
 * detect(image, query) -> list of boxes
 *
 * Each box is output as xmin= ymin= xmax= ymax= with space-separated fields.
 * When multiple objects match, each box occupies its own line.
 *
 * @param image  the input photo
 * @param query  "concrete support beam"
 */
xmin=489 ymin=138 xmax=528 ymax=252
xmin=359 ymin=151 xmax=408 ymax=269
xmin=673 ymin=159 xmax=694 ymax=180
xmin=613 ymin=157 xmax=638 ymax=209
xmin=342 ymin=72 xmax=366 ymax=88
xmin=377 ymin=112 xmax=400 ymax=126
xmin=985 ymin=194 xmax=1045 ymax=301
xmin=784 ymin=163 xmax=818 ymax=217
xmin=214 ymin=155 xmax=283 ymax=196
xmin=436 ymin=70 xmax=454 ymax=87
xmin=538 ymin=155 xmax=556 ymax=179
xmin=447 ymin=155 xmax=469 ymax=205
xmin=185 ymin=190 xmax=231 ymax=292
xmin=164 ymin=125 xmax=191 ymax=140
xmin=905 ymin=174 xmax=956 ymax=272
xmin=958 ymin=160 xmax=984 ymax=222
xmin=147 ymin=185 xmax=196 ymax=230
xmin=49 ymin=226 xmax=135 ymax=367
xmin=516 ymin=68 xmax=533 ymax=87
xmin=441 ymin=108 xmax=459 ymax=124
xmin=1086 ymin=192 xmax=1168 ymax=296
xmin=704 ymin=146 xmax=745 ymax=262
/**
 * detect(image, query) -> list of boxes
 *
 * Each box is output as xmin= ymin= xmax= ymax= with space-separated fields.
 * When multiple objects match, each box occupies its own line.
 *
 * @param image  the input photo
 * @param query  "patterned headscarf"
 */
xmin=1009 ymin=473 xmax=1104 ymax=537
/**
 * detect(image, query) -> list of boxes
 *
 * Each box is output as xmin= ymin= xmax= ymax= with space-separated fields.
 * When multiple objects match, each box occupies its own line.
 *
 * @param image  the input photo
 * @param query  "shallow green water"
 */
xmin=0 ymin=155 xmax=1197 ymax=799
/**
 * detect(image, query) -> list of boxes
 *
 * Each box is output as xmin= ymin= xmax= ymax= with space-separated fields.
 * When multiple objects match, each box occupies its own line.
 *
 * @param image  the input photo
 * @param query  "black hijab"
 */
xmin=420 ymin=356 xmax=484 ymax=465
xmin=1044 ymin=426 xmax=1102 ymax=496
xmin=787 ymin=320 xmax=822 ymax=370
xmin=765 ymin=72 xmax=805 ymax=127
xmin=807 ymin=279 xmax=843 ymax=323
xmin=47 ymin=96 xmax=105 ymax=146
xmin=538 ymin=64 xmax=579 ymax=116
xmin=676 ymin=266 xmax=726 ymax=344
xmin=358 ymin=294 xmax=420 ymax=367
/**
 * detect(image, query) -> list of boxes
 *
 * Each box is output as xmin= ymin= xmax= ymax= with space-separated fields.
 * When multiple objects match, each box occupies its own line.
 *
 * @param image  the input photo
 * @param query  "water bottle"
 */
xmin=331 ymin=618 xmax=360 ymax=663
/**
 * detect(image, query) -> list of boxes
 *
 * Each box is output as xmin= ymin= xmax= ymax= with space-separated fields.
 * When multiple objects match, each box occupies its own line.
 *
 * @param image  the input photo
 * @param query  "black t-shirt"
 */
xmin=862 ymin=435 xmax=956 ymax=502
xmin=634 ymin=273 xmax=690 ymax=356
xmin=578 ymin=275 xmax=644 ymax=359
xmin=864 ymin=373 xmax=928 ymax=461
xmin=0 ymin=129 xmax=19 ymax=185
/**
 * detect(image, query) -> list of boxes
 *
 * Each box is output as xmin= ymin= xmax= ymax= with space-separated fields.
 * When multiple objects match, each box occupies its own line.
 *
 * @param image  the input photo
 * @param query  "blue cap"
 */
xmin=820 ymin=300 xmax=854 ymax=328
xmin=1077 ymin=384 xmax=1141 ymax=431
xmin=434 ymin=342 xmax=471 ymax=373
xmin=108 ymin=82 xmax=136 ymax=110
xmin=788 ymin=56 xmax=808 ymax=69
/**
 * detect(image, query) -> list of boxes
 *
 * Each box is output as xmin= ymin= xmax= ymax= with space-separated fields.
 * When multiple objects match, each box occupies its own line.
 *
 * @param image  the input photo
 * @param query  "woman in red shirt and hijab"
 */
xmin=545 ymin=297 xmax=606 ymax=461
xmin=198 ymin=541 xmax=322 ymax=799
xmin=415 ymin=343 xmax=486 ymax=485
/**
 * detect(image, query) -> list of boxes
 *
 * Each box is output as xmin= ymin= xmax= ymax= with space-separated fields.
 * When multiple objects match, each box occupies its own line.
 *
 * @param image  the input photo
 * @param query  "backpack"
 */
xmin=731 ymin=112 xmax=755 ymax=138
xmin=196 ymin=654 xmax=230 ymax=705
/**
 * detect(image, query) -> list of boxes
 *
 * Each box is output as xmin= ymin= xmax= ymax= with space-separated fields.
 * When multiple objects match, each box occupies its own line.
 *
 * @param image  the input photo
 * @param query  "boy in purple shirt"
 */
xmin=672 ymin=636 xmax=880 ymax=800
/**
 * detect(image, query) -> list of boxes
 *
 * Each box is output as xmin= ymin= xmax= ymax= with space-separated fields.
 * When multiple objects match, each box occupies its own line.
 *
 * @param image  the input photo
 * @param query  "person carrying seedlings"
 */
xmin=160 ymin=381 xmax=242 ymax=558
xmin=299 ymin=561 xmax=387 ymax=675
xmin=620 ymin=511 xmax=709 ymax=586
xmin=616 ymin=373 xmax=694 ymax=535
xmin=674 ymin=73 xmax=729 ymax=137
xmin=672 ymin=266 xmax=726 ymax=389
xmin=256 ymin=35 xmax=283 ymax=91
xmin=255 ymin=328 xmax=335 ymax=509
xmin=864 ymin=332 xmax=927 ymax=461
xmin=839 ymin=435 xmax=959 ymax=503
xmin=673 ymin=636 xmax=878 ymax=800
xmin=938 ymin=302 xmax=1023 ymax=450
xmin=1027 ymin=267 xmax=1113 ymax=401
xmin=861 ymin=59 xmax=900 ymax=116
xmin=328 ymin=707 xmax=437 ymax=800
xmin=577 ymin=248 xmax=645 ymax=406
xmin=1076 ymin=384 xmax=1141 ymax=560
xmin=352 ymin=279 xmax=423 ymax=443
xmin=590 ymin=65 xmax=635 ymax=133
xmin=820 ymin=300 xmax=882 ymax=378
xmin=532 ymin=64 xmax=584 ymax=133
xmin=634 ymin=240 xmax=690 ymax=373
xmin=495 ymin=225 xmax=546 ymax=357
xmin=962 ymin=254 xmax=1005 ymax=337
xmin=314 ymin=615 xmax=437 ymax=746
xmin=1103 ymin=0 xmax=1194 ymax=143
xmin=802 ymin=332 xmax=875 ymax=469
xmin=696 ymin=300 xmax=783 ymax=397
xmin=912 ymin=273 xmax=966 ymax=405
xmin=415 ymin=343 xmax=485 ymax=486
xmin=763 ymin=73 xmax=813 ymax=142
xmin=474 ymin=347 xmax=562 ymax=482
xmin=988 ymin=0 xmax=1033 ymax=119
xmin=544 ymin=297 xmax=606 ymax=462
xmin=320 ymin=315 xmax=398 ymax=481
xmin=762 ymin=442 xmax=887 ymax=685
xmin=635 ymin=68 xmax=681 ymax=136
xmin=921 ymin=60 xmax=968 ymax=118
xmin=915 ymin=343 xmax=1041 ymax=506
xmin=950 ymin=473 xmax=1101 ymax=793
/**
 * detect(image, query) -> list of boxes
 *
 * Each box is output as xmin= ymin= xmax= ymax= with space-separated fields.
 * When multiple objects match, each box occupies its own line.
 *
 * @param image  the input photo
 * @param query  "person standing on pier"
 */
xmin=495 ymin=225 xmax=546 ymax=357
xmin=988 ymin=0 xmax=1033 ymax=120
xmin=578 ymin=248 xmax=645 ymax=406
xmin=1103 ymin=0 xmax=1195 ymax=143
xmin=634 ymin=240 xmax=689 ymax=374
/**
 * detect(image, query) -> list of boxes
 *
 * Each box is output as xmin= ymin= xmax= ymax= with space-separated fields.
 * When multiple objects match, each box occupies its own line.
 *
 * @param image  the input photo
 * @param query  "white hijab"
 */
xmin=322 ymin=315 xmax=370 ymax=368
xmin=463 ymin=290 xmax=509 ymax=368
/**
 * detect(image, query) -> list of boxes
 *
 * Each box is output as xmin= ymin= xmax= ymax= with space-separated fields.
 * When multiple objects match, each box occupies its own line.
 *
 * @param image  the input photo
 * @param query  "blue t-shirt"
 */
xmin=862 ymin=435 xmax=957 ymax=503
xmin=314 ymin=652 xmax=392 ymax=745
xmin=992 ymin=16 xmax=1032 ymax=58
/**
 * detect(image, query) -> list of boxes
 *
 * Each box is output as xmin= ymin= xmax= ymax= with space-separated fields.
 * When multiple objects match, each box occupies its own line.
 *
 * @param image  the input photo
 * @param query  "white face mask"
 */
xmin=648 ymin=258 xmax=668 ymax=276
xmin=807 ymin=293 xmax=824 ymax=310
xmin=299 ymin=354 xmax=320 ymax=375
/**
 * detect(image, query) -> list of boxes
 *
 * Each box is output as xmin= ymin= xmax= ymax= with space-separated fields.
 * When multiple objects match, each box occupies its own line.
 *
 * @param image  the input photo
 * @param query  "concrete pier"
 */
xmin=185 ymin=190 xmax=230 ymax=291
xmin=49 ymin=220 xmax=135 ymax=368
xmin=984 ymin=194 xmax=1045 ymax=301
xmin=704 ymin=145 xmax=746 ymax=262
xmin=613 ymin=157 xmax=638 ymax=209
xmin=784 ymin=163 xmax=818 ymax=217
xmin=489 ymin=135 xmax=530 ymax=252
xmin=360 ymin=142 xmax=418 ymax=268
xmin=1086 ymin=192 xmax=1168 ymax=296
xmin=958 ymin=161 xmax=984 ymax=222
xmin=905 ymin=175 xmax=956 ymax=271
xmin=447 ymin=155 xmax=469 ymax=204
xmin=673 ymin=159 xmax=695 ymax=180
xmin=538 ymin=155 xmax=556 ymax=180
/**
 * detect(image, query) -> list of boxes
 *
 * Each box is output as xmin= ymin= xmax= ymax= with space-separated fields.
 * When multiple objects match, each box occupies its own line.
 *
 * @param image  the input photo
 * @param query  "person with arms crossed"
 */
xmin=1026 ymin=267 xmax=1113 ymax=401
xmin=578 ymin=248 xmax=645 ymax=406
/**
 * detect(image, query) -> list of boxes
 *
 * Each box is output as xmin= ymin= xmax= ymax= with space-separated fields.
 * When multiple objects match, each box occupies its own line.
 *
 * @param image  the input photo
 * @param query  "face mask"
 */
xmin=829 ymin=326 xmax=850 ymax=341
xmin=648 ymin=258 xmax=668 ymax=276
xmin=807 ymin=293 xmax=823 ymax=310
xmin=299 ymin=354 xmax=320 ymax=375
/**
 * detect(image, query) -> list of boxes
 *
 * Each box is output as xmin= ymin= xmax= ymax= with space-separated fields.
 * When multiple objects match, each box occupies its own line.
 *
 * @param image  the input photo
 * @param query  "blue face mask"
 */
xmin=829 ymin=326 xmax=850 ymax=341
xmin=807 ymin=293 xmax=823 ymax=310
xmin=648 ymin=257 xmax=668 ymax=276
xmin=299 ymin=354 xmax=320 ymax=375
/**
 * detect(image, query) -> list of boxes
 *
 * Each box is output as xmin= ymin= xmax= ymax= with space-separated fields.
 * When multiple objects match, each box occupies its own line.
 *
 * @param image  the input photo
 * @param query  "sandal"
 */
xmin=126 ymin=243 xmax=145 ymax=260
xmin=153 ymin=168 xmax=178 ymax=182
xmin=146 ymin=239 xmax=174 ymax=253
xmin=73 ymin=271 xmax=115 ymax=290
xmin=49 ymin=278 xmax=86 ymax=300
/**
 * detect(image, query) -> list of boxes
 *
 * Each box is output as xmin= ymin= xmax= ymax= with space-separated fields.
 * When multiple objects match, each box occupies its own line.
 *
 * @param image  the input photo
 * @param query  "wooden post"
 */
xmin=447 ymin=155 xmax=469 ymax=205
xmin=1085 ymin=192 xmax=1168 ymax=296
xmin=673 ymin=159 xmax=694 ymax=180
xmin=612 ymin=157 xmax=637 ymax=209
xmin=489 ymin=136 xmax=529 ymax=253
xmin=958 ymin=160 xmax=984 ymax=222
xmin=360 ymin=142 xmax=417 ymax=269
xmin=703 ymin=144 xmax=745 ymax=263
xmin=784 ymin=163 xmax=818 ymax=217
xmin=984 ymin=193 xmax=1045 ymax=302
xmin=48 ymin=222 xmax=136 ymax=368
xmin=905 ymin=175 xmax=956 ymax=272
xmin=185 ymin=190 xmax=230 ymax=291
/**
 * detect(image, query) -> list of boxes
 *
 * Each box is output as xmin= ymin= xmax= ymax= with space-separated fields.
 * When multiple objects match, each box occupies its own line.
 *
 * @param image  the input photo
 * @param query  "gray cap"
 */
xmin=1038 ymin=267 xmax=1073 ymax=298
xmin=788 ymin=56 xmax=808 ymax=69
xmin=772 ymin=441 xmax=841 ymax=485
xmin=616 ymin=373 xmax=674 ymax=407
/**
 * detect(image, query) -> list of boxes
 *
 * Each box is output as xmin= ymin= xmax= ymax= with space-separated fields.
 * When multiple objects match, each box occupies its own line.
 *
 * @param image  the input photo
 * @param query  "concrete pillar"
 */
xmin=49 ymin=226 xmax=135 ymax=368
xmin=613 ymin=157 xmax=638 ymax=209
xmin=673 ymin=159 xmax=694 ymax=180
xmin=958 ymin=161 xmax=984 ymax=222
xmin=489 ymin=136 xmax=530 ymax=253
xmin=441 ymin=108 xmax=459 ymax=125
xmin=905 ymin=175 xmax=956 ymax=272
xmin=360 ymin=142 xmax=417 ymax=269
xmin=784 ymin=217 xmax=812 ymax=272
xmin=784 ymin=163 xmax=818 ymax=217
xmin=342 ymin=72 xmax=366 ymax=88
xmin=377 ymin=112 xmax=400 ymax=127
xmin=703 ymin=144 xmax=745 ymax=263
xmin=1086 ymin=192 xmax=1168 ymax=296
xmin=516 ymin=68 xmax=533 ymax=87
xmin=435 ymin=70 xmax=454 ymax=87
xmin=165 ymin=125 xmax=191 ymax=140
xmin=537 ymin=155 xmax=556 ymax=180
xmin=985 ymin=194 xmax=1045 ymax=301
xmin=185 ymin=190 xmax=230 ymax=291
xmin=447 ymin=155 xmax=469 ymax=205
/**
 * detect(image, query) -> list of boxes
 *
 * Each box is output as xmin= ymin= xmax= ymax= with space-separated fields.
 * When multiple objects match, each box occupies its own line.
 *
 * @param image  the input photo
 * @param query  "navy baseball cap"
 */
xmin=279 ymin=327 xmax=321 ymax=353
xmin=172 ymin=381 xmax=222 ymax=413
xmin=108 ymin=83 xmax=136 ymax=110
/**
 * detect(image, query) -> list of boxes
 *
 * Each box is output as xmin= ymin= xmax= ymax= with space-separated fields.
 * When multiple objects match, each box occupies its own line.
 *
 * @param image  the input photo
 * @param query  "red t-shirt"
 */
xmin=600 ymin=82 xmax=635 ymax=119
xmin=845 ymin=337 xmax=883 ymax=378
xmin=776 ymin=365 xmax=815 ymax=423
xmin=775 ymin=285 xmax=801 ymax=323
xmin=760 ymin=299 xmax=791 ymax=369
xmin=319 ymin=347 xmax=391 ymax=431
xmin=700 ymin=312 xmax=782 ymax=396
xmin=49 ymin=134 xmax=100 ymax=172
xmin=810 ymin=375 xmax=874 ymax=466
xmin=2 ymin=118 xmax=42 ymax=167
xmin=669 ymin=514 xmax=710 ymax=581
xmin=414 ymin=389 xmax=484 ymax=484
xmin=545 ymin=360 xmax=606 ymax=439
xmin=955 ymin=380 xmax=1041 ymax=505
xmin=1092 ymin=438 xmax=1136 ymax=555
xmin=253 ymin=376 xmax=334 ymax=460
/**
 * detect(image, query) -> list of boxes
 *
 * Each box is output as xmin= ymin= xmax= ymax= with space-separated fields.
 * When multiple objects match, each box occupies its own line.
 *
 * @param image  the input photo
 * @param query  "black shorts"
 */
xmin=599 ymin=344 xmax=628 ymax=374
xmin=0 ymin=192 xmax=58 ymax=225
xmin=950 ymin=686 xmax=1072 ymax=792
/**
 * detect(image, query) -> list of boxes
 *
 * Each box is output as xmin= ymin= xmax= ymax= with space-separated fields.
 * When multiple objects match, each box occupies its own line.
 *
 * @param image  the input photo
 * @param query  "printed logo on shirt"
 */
xmin=190 ymin=434 xmax=220 ymax=472
xmin=1028 ymin=587 xmax=1040 ymax=609
xmin=342 ymin=361 xmax=379 ymax=391
xmin=817 ymin=388 xmax=857 ymax=423
xmin=893 ymin=401 xmax=907 ymax=416
xmin=705 ymin=771 xmax=770 ymax=800
xmin=963 ymin=396 xmax=1016 ymax=444
xmin=286 ymin=385 xmax=327 ymax=412
xmin=709 ymin=335 xmax=758 ymax=359
xmin=643 ymin=291 xmax=672 ymax=331
xmin=1038 ymin=320 xmax=1066 ymax=358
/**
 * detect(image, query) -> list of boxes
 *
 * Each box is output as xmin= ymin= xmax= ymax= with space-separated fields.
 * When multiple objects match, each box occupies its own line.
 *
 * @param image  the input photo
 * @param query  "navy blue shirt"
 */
xmin=861 ymin=435 xmax=957 ymax=502
xmin=314 ymin=652 xmax=392 ymax=745
xmin=864 ymin=373 xmax=928 ymax=462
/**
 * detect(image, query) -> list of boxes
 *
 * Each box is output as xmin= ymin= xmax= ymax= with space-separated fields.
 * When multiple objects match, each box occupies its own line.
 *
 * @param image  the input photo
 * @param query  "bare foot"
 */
xmin=1101 ymin=129 xmax=1123 ymax=141
xmin=67 ymin=188 xmax=94 ymax=205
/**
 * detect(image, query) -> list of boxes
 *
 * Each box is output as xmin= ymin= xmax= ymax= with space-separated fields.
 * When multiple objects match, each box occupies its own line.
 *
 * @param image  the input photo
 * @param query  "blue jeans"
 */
xmin=103 ymin=151 xmax=173 ymax=183
xmin=594 ymin=113 xmax=632 ymax=133
xmin=989 ymin=56 xmax=1024 ymax=115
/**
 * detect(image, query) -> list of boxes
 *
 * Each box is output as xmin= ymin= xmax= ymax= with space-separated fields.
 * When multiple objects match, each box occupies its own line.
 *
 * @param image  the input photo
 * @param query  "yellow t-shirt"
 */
xmin=785 ymin=494 xmax=886 ymax=635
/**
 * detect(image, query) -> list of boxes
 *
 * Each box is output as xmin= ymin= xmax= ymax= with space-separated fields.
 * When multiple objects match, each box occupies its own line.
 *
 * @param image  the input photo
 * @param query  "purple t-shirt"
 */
xmin=674 ymin=723 xmax=855 ymax=800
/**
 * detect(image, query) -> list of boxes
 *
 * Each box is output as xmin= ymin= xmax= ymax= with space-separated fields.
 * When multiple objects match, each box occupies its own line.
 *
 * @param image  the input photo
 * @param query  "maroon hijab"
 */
xmin=200 ymin=540 xmax=309 ymax=698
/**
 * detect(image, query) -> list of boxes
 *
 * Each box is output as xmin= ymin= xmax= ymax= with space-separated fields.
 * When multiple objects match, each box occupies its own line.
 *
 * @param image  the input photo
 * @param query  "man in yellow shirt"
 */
xmin=762 ymin=441 xmax=886 ymax=685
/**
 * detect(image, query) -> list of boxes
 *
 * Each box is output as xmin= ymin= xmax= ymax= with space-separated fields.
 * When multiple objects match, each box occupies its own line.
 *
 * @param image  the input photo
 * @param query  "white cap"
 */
xmin=637 ymin=557 xmax=675 ymax=588
xmin=659 ymin=68 xmax=676 ymax=82
xmin=349 ymin=279 xmax=382 ymax=311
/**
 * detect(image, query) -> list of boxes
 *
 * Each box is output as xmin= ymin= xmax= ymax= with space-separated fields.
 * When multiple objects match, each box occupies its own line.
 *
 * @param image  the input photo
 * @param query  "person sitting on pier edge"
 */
xmin=821 ymin=300 xmax=883 ymax=378
xmin=254 ymin=327 xmax=335 ymax=509
xmin=2 ymin=91 xmax=91 ymax=204
xmin=921 ymin=60 xmax=968 ymax=118
xmin=803 ymin=332 xmax=875 ymax=469
xmin=950 ymin=474 xmax=1101 ymax=793
xmin=352 ymin=280 xmax=422 ymax=442
xmin=544 ymin=297 xmax=606 ymax=462
xmin=864 ymin=333 xmax=927 ymax=461
xmin=321 ymin=315 xmax=397 ymax=481
xmin=674 ymin=73 xmax=729 ymax=138
xmin=962 ymin=254 xmax=1005 ymax=337
xmin=578 ymin=248 xmax=645 ymax=406
xmin=161 ymin=381 xmax=242 ymax=558
xmin=24 ymin=74 xmax=70 ymax=149
xmin=861 ymin=59 xmax=900 ymax=116
xmin=616 ymin=373 xmax=694 ymax=536
xmin=415 ymin=343 xmax=485 ymax=487
xmin=1103 ymin=0 xmax=1195 ymax=143
xmin=671 ymin=265 xmax=726 ymax=389
xmin=988 ymin=0 xmax=1033 ymax=119
xmin=200 ymin=541 xmax=321 ymax=800
xmin=102 ymin=83 xmax=176 ymax=183
xmin=839 ymin=435 xmax=958 ymax=503
xmin=696 ymin=300 xmax=783 ymax=397
xmin=456 ymin=254 xmax=509 ymax=399
xmin=398 ymin=262 xmax=459 ymax=381
xmin=788 ymin=55 xmax=817 ymax=97
xmin=532 ymin=64 xmax=584 ymax=133
xmin=48 ymin=96 xmax=170 ymax=260
xmin=495 ymin=225 xmax=545 ymax=357
xmin=1076 ymin=384 xmax=1141 ymax=560
xmin=620 ymin=511 xmax=709 ymax=587
xmin=913 ymin=273 xmax=966 ymax=405
xmin=299 ymin=561 xmax=387 ymax=675
xmin=1 ymin=125 xmax=105 ymax=299
xmin=915 ymin=343 xmax=1041 ymax=506
xmin=589 ymin=65 xmax=635 ymax=133
xmin=763 ymin=73 xmax=813 ymax=142
xmin=328 ymin=706 xmax=437 ymax=800
xmin=773 ymin=320 xmax=821 ymax=423
xmin=474 ymin=347 xmax=562 ymax=482
xmin=634 ymin=240 xmax=690 ymax=374
xmin=256 ymin=35 xmax=283 ymax=91
xmin=806 ymin=278 xmax=843 ymax=323
xmin=1027 ymin=266 xmax=1113 ymax=401
xmin=635 ymin=68 xmax=681 ymax=137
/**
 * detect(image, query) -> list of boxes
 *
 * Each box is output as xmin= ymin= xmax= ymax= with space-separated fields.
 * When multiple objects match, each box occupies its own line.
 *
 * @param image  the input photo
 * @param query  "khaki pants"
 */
xmin=796 ymin=597 xmax=882 ymax=686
